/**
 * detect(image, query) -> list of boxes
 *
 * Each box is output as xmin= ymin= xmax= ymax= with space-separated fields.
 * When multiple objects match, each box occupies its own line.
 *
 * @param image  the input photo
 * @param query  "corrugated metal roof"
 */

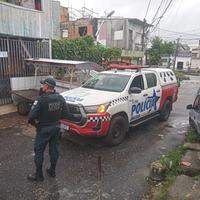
xmin=25 ymin=58 xmax=103 ymax=70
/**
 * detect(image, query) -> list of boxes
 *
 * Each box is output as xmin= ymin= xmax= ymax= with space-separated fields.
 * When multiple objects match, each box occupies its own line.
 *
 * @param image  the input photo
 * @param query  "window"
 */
xmin=62 ymin=30 xmax=69 ymax=38
xmin=145 ymin=73 xmax=157 ymax=88
xmin=79 ymin=26 xmax=87 ymax=36
xmin=3 ymin=0 xmax=42 ymax=11
xmin=177 ymin=62 xmax=183 ymax=70
xmin=82 ymin=74 xmax=131 ymax=92
xmin=130 ymin=75 xmax=144 ymax=90
xmin=193 ymin=96 xmax=200 ymax=112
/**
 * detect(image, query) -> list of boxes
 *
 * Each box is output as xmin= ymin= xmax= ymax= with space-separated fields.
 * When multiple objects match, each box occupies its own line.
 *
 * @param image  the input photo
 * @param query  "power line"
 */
xmin=144 ymin=0 xmax=152 ymax=19
xmin=152 ymin=0 xmax=174 ymax=30
xmin=151 ymin=0 xmax=174 ymax=32
xmin=151 ymin=0 xmax=165 ymax=24
xmin=157 ymin=27 xmax=200 ymax=37
xmin=157 ymin=36 xmax=200 ymax=41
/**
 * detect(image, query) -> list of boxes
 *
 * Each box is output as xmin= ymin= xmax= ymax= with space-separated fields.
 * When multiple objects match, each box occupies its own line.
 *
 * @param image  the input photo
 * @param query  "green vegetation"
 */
xmin=153 ymin=147 xmax=186 ymax=200
xmin=154 ymin=176 xmax=176 ymax=200
xmin=185 ymin=128 xmax=200 ymax=143
xmin=148 ymin=37 xmax=175 ymax=66
xmin=160 ymin=147 xmax=186 ymax=177
xmin=52 ymin=36 xmax=122 ymax=65
xmin=152 ymin=128 xmax=200 ymax=200
xmin=173 ymin=70 xmax=185 ymax=80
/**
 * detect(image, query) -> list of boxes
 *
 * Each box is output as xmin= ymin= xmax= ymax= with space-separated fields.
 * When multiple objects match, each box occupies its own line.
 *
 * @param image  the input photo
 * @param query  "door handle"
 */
xmin=156 ymin=90 xmax=160 ymax=93
xmin=143 ymin=94 xmax=148 ymax=97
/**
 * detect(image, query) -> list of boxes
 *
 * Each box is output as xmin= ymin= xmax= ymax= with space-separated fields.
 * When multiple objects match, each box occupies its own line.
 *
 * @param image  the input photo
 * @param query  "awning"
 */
xmin=25 ymin=58 xmax=103 ymax=71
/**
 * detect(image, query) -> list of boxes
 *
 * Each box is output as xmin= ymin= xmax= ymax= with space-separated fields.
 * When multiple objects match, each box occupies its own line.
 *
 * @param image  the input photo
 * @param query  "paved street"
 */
xmin=0 ymin=76 xmax=199 ymax=200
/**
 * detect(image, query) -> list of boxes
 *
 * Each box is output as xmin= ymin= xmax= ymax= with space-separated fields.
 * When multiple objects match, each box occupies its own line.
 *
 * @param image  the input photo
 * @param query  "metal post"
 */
xmin=97 ymin=156 xmax=102 ymax=200
xmin=141 ymin=19 xmax=146 ymax=66
xmin=173 ymin=38 xmax=180 ymax=70
xmin=49 ymin=39 xmax=52 ymax=59
xmin=34 ymin=66 xmax=39 ymax=88
xmin=69 ymin=68 xmax=74 ymax=90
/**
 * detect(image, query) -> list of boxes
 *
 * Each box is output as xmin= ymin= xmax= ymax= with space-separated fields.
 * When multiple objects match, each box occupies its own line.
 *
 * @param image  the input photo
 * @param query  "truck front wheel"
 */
xmin=105 ymin=115 xmax=128 ymax=146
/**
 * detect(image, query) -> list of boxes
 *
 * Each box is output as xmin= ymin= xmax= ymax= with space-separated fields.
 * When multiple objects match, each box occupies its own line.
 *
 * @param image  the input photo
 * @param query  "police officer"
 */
xmin=27 ymin=77 xmax=68 ymax=182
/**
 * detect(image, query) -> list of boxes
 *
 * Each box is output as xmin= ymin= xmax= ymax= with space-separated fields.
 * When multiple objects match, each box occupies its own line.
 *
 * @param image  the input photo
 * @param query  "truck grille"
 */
xmin=68 ymin=104 xmax=81 ymax=114
xmin=67 ymin=104 xmax=83 ymax=123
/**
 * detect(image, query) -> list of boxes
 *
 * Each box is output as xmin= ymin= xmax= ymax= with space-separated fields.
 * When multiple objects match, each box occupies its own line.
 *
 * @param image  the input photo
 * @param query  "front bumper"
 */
xmin=60 ymin=113 xmax=111 ymax=137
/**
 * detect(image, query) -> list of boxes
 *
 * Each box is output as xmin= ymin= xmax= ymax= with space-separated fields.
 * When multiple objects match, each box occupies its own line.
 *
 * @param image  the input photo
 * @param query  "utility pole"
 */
xmin=173 ymin=38 xmax=180 ymax=70
xmin=141 ymin=18 xmax=147 ymax=66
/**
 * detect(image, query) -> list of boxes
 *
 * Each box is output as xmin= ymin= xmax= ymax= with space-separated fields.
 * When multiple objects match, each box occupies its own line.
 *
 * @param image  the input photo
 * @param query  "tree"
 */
xmin=148 ymin=37 xmax=175 ymax=66
xmin=52 ymin=36 xmax=122 ymax=65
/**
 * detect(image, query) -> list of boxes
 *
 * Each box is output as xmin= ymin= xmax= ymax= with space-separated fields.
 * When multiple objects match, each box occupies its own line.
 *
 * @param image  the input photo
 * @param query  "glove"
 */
xmin=28 ymin=119 xmax=39 ymax=128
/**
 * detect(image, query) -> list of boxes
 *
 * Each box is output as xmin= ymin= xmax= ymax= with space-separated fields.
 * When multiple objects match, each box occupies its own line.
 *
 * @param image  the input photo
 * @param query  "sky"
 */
xmin=59 ymin=0 xmax=200 ymax=45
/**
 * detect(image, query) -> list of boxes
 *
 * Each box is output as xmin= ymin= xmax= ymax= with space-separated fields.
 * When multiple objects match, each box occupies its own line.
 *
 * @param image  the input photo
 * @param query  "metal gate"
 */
xmin=0 ymin=35 xmax=50 ymax=105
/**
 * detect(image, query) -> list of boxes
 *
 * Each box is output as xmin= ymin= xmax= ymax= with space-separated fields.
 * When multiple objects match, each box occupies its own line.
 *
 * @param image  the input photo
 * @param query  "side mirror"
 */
xmin=186 ymin=104 xmax=193 ymax=110
xmin=81 ymin=80 xmax=86 ymax=85
xmin=129 ymin=87 xmax=142 ymax=94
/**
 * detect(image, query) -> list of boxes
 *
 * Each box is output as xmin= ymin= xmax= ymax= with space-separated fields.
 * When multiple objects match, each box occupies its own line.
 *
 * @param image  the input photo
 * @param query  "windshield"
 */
xmin=82 ymin=73 xmax=131 ymax=92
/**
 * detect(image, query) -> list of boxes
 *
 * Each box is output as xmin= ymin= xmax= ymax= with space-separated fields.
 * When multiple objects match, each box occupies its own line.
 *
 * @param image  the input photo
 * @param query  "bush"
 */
xmin=52 ymin=36 xmax=122 ymax=65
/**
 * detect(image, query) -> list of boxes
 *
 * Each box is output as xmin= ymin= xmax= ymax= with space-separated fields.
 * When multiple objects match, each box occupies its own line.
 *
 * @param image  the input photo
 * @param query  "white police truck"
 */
xmin=61 ymin=67 xmax=178 ymax=145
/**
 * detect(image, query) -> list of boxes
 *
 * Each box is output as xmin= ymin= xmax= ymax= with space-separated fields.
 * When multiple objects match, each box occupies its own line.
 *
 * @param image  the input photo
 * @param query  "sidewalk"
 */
xmin=0 ymin=104 xmax=17 ymax=116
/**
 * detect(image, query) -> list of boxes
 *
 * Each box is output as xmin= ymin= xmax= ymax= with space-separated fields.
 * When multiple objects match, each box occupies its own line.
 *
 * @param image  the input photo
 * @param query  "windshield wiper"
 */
xmin=82 ymin=85 xmax=94 ymax=89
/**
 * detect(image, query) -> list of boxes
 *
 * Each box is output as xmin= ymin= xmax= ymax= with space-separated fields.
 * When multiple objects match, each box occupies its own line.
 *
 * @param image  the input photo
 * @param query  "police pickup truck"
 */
xmin=61 ymin=67 xmax=178 ymax=145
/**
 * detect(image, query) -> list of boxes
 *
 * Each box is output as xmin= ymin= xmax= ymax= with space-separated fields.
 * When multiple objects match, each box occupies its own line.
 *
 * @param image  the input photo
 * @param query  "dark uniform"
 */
xmin=28 ymin=78 xmax=68 ymax=181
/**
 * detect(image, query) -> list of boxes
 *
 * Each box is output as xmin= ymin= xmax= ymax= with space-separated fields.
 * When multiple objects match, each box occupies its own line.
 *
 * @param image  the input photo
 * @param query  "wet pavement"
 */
xmin=0 ymin=76 xmax=199 ymax=200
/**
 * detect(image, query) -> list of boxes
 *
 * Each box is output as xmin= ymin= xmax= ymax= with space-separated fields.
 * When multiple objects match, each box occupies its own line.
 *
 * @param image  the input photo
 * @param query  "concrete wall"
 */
xmin=191 ymin=59 xmax=200 ymax=69
xmin=52 ymin=1 xmax=60 ymax=39
xmin=60 ymin=6 xmax=69 ymax=23
xmin=175 ymin=57 xmax=191 ymax=70
xmin=97 ymin=18 xmax=143 ymax=51
xmin=61 ymin=18 xmax=94 ymax=39
xmin=0 ymin=0 xmax=53 ymax=38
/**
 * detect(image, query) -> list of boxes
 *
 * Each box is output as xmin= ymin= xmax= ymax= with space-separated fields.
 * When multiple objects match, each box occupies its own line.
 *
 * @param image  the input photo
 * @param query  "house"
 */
xmin=0 ymin=0 xmax=59 ymax=105
xmin=60 ymin=17 xmax=148 ymax=64
xmin=174 ymin=44 xmax=191 ymax=70
xmin=0 ymin=0 xmax=55 ymax=38
xmin=96 ymin=17 xmax=149 ymax=65
xmin=61 ymin=18 xmax=95 ymax=39
xmin=191 ymin=44 xmax=200 ymax=71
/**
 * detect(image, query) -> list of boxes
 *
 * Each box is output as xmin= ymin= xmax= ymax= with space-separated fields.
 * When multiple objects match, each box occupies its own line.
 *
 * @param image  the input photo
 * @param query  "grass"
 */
xmin=173 ymin=70 xmax=186 ymax=80
xmin=192 ymin=175 xmax=200 ymax=181
xmin=152 ymin=147 xmax=186 ymax=200
xmin=150 ymin=127 xmax=200 ymax=200
xmin=185 ymin=128 xmax=200 ymax=143
xmin=152 ymin=128 xmax=200 ymax=199
xmin=160 ymin=147 xmax=186 ymax=177
xmin=154 ymin=176 xmax=176 ymax=200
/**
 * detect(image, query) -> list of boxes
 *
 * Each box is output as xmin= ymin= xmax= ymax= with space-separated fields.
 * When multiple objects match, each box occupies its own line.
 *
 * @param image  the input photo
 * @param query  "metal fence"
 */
xmin=0 ymin=35 xmax=50 ymax=105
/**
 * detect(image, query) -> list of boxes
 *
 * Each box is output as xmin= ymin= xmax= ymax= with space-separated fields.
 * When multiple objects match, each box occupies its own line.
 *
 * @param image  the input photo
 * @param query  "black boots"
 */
xmin=46 ymin=168 xmax=56 ymax=178
xmin=27 ymin=173 xmax=44 ymax=182
xmin=27 ymin=165 xmax=56 ymax=182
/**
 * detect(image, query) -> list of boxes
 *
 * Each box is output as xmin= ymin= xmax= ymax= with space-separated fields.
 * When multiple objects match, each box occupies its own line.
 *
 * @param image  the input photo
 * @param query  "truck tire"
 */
xmin=17 ymin=102 xmax=30 ymax=116
xmin=189 ymin=117 xmax=195 ymax=129
xmin=159 ymin=100 xmax=171 ymax=121
xmin=105 ymin=115 xmax=128 ymax=146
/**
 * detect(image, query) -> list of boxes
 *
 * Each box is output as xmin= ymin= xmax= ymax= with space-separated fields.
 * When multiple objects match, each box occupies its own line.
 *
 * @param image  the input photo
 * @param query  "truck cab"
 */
xmin=61 ymin=68 xmax=178 ymax=145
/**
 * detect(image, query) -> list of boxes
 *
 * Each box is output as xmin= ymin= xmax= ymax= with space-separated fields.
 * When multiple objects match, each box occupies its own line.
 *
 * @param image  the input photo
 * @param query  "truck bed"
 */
xmin=12 ymin=89 xmax=39 ymax=102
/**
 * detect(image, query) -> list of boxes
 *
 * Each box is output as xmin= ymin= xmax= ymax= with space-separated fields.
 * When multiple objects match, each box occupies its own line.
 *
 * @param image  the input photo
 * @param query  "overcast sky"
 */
xmin=59 ymin=0 xmax=200 ymax=45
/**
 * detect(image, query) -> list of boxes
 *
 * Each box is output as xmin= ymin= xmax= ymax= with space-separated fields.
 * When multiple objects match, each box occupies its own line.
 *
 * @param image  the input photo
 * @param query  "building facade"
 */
xmin=61 ymin=18 xmax=95 ymax=39
xmin=0 ymin=0 xmax=54 ymax=38
xmin=97 ymin=18 xmax=147 ymax=64
xmin=191 ymin=46 xmax=200 ymax=70
xmin=174 ymin=44 xmax=191 ymax=70
xmin=0 ymin=0 xmax=56 ymax=104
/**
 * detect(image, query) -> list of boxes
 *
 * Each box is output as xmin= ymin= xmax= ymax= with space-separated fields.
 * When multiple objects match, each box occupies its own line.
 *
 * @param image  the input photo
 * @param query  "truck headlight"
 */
xmin=84 ymin=103 xmax=110 ymax=114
